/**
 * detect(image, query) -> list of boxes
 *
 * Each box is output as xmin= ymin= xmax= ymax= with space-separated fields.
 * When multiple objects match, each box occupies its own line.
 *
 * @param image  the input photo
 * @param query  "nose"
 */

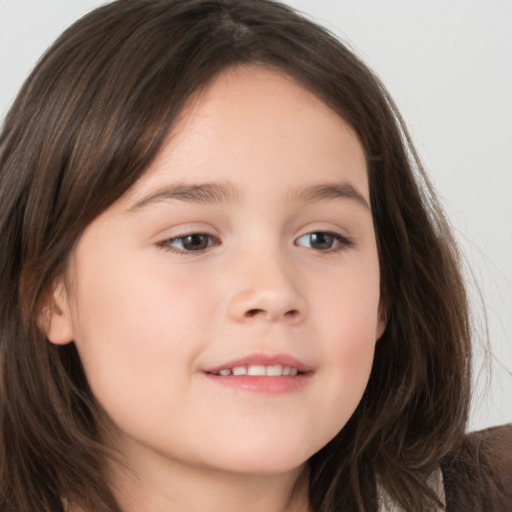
xmin=227 ymin=253 xmax=307 ymax=324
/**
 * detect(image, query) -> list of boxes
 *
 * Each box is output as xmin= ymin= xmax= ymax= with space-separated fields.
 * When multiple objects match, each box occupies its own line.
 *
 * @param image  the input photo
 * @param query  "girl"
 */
xmin=0 ymin=1 xmax=510 ymax=511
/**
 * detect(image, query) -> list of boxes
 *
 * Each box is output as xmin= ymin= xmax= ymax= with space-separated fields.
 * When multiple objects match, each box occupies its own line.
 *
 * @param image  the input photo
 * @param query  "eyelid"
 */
xmin=154 ymin=226 xmax=353 ymax=255
xmin=157 ymin=231 xmax=221 ymax=254
xmin=294 ymin=230 xmax=353 ymax=252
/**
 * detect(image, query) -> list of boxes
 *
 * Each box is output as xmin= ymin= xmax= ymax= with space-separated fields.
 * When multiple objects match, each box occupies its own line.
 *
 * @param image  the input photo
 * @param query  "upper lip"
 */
xmin=204 ymin=353 xmax=314 ymax=374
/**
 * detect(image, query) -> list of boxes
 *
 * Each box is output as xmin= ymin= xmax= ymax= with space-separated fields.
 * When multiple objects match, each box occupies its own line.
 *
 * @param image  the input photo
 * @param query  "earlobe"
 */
xmin=38 ymin=280 xmax=75 ymax=345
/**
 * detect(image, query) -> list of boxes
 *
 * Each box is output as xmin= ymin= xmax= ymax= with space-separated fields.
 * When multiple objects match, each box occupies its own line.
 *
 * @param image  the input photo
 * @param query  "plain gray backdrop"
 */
xmin=1 ymin=0 xmax=510 ymax=430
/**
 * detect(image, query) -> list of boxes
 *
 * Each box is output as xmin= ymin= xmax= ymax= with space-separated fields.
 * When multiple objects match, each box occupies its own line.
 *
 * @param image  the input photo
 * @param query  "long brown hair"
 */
xmin=0 ymin=1 xmax=471 ymax=510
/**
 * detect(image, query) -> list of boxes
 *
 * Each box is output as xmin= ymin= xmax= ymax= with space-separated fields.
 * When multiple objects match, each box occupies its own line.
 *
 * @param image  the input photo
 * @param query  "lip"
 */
xmin=203 ymin=353 xmax=314 ymax=394
xmin=204 ymin=353 xmax=313 ymax=375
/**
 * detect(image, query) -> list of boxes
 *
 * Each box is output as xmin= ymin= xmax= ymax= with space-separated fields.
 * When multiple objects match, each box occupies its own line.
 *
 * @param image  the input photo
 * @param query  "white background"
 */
xmin=1 ymin=0 xmax=510 ymax=431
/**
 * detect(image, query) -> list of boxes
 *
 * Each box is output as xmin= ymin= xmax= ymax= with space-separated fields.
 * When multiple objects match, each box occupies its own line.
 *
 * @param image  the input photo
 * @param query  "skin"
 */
xmin=47 ymin=66 xmax=385 ymax=512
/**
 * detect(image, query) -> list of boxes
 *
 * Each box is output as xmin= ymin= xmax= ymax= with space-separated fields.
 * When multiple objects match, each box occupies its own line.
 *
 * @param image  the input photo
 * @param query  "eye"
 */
xmin=295 ymin=231 xmax=351 ymax=252
xmin=159 ymin=233 xmax=219 ymax=253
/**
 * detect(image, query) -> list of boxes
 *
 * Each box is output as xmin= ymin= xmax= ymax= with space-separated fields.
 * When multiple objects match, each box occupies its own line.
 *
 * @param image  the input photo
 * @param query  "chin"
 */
xmin=201 ymin=435 xmax=318 ymax=476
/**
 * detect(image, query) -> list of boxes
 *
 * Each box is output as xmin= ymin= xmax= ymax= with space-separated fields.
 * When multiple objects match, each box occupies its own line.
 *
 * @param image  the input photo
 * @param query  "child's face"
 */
xmin=48 ymin=66 xmax=385 ymax=477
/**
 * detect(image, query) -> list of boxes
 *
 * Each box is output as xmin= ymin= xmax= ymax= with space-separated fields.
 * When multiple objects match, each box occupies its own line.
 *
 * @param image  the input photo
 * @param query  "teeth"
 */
xmin=266 ymin=365 xmax=283 ymax=376
xmin=215 ymin=365 xmax=300 ymax=377
xmin=247 ymin=365 xmax=266 ymax=376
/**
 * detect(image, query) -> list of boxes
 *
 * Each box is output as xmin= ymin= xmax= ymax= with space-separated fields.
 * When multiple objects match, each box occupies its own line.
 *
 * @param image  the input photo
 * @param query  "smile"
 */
xmin=203 ymin=354 xmax=313 ymax=394
xmin=212 ymin=365 xmax=300 ymax=377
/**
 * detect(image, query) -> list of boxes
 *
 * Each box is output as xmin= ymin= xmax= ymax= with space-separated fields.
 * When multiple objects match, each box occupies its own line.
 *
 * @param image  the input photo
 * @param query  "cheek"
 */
xmin=316 ymin=257 xmax=381 ymax=344
xmin=310 ymin=263 xmax=380 ymax=414
xmin=322 ymin=299 xmax=377 ymax=392
xmin=69 ymin=255 xmax=215 ymax=411
xmin=73 ymin=250 xmax=213 ymax=340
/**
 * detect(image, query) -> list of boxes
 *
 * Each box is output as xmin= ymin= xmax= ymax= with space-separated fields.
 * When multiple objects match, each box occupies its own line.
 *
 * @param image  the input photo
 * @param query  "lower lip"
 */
xmin=203 ymin=373 xmax=313 ymax=394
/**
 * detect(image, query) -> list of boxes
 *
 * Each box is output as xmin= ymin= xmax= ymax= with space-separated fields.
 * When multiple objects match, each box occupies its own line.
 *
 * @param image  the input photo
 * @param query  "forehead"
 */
xmin=124 ymin=65 xmax=368 ymax=204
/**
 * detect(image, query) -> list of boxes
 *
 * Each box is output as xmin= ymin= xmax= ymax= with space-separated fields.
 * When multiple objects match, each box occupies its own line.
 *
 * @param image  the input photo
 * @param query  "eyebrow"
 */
xmin=292 ymin=182 xmax=370 ymax=210
xmin=126 ymin=180 xmax=370 ymax=212
xmin=127 ymin=181 xmax=240 ymax=211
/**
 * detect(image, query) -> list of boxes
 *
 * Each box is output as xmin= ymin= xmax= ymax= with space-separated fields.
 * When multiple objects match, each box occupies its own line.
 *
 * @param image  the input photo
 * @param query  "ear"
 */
xmin=38 ymin=279 xmax=75 ymax=345
xmin=375 ymin=303 xmax=388 ymax=341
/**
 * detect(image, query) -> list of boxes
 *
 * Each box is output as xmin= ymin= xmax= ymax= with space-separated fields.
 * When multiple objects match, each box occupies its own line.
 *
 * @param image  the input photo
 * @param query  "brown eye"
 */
xmin=295 ymin=231 xmax=351 ymax=251
xmin=309 ymin=232 xmax=335 ymax=250
xmin=180 ymin=234 xmax=210 ymax=251
xmin=163 ymin=233 xmax=217 ymax=253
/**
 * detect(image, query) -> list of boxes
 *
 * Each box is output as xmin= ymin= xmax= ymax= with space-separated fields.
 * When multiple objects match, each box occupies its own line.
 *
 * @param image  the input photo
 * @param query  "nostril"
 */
xmin=243 ymin=308 xmax=301 ymax=320
xmin=246 ymin=308 xmax=264 ymax=317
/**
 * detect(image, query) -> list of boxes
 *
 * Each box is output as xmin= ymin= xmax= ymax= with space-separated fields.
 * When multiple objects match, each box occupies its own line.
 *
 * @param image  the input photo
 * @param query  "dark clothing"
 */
xmin=443 ymin=424 xmax=512 ymax=511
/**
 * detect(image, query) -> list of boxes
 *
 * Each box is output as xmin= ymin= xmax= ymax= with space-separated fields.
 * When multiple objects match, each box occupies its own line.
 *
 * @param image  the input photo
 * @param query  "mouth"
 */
xmin=208 ymin=365 xmax=301 ymax=377
xmin=203 ymin=354 xmax=313 ymax=394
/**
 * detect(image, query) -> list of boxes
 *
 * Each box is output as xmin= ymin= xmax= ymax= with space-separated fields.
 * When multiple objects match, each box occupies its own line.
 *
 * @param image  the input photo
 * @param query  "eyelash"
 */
xmin=295 ymin=231 xmax=353 ymax=252
xmin=157 ymin=231 xmax=353 ymax=255
xmin=157 ymin=233 xmax=221 ymax=254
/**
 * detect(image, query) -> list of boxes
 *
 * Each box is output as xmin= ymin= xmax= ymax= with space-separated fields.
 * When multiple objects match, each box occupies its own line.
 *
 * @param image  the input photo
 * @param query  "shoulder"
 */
xmin=441 ymin=424 xmax=512 ymax=512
